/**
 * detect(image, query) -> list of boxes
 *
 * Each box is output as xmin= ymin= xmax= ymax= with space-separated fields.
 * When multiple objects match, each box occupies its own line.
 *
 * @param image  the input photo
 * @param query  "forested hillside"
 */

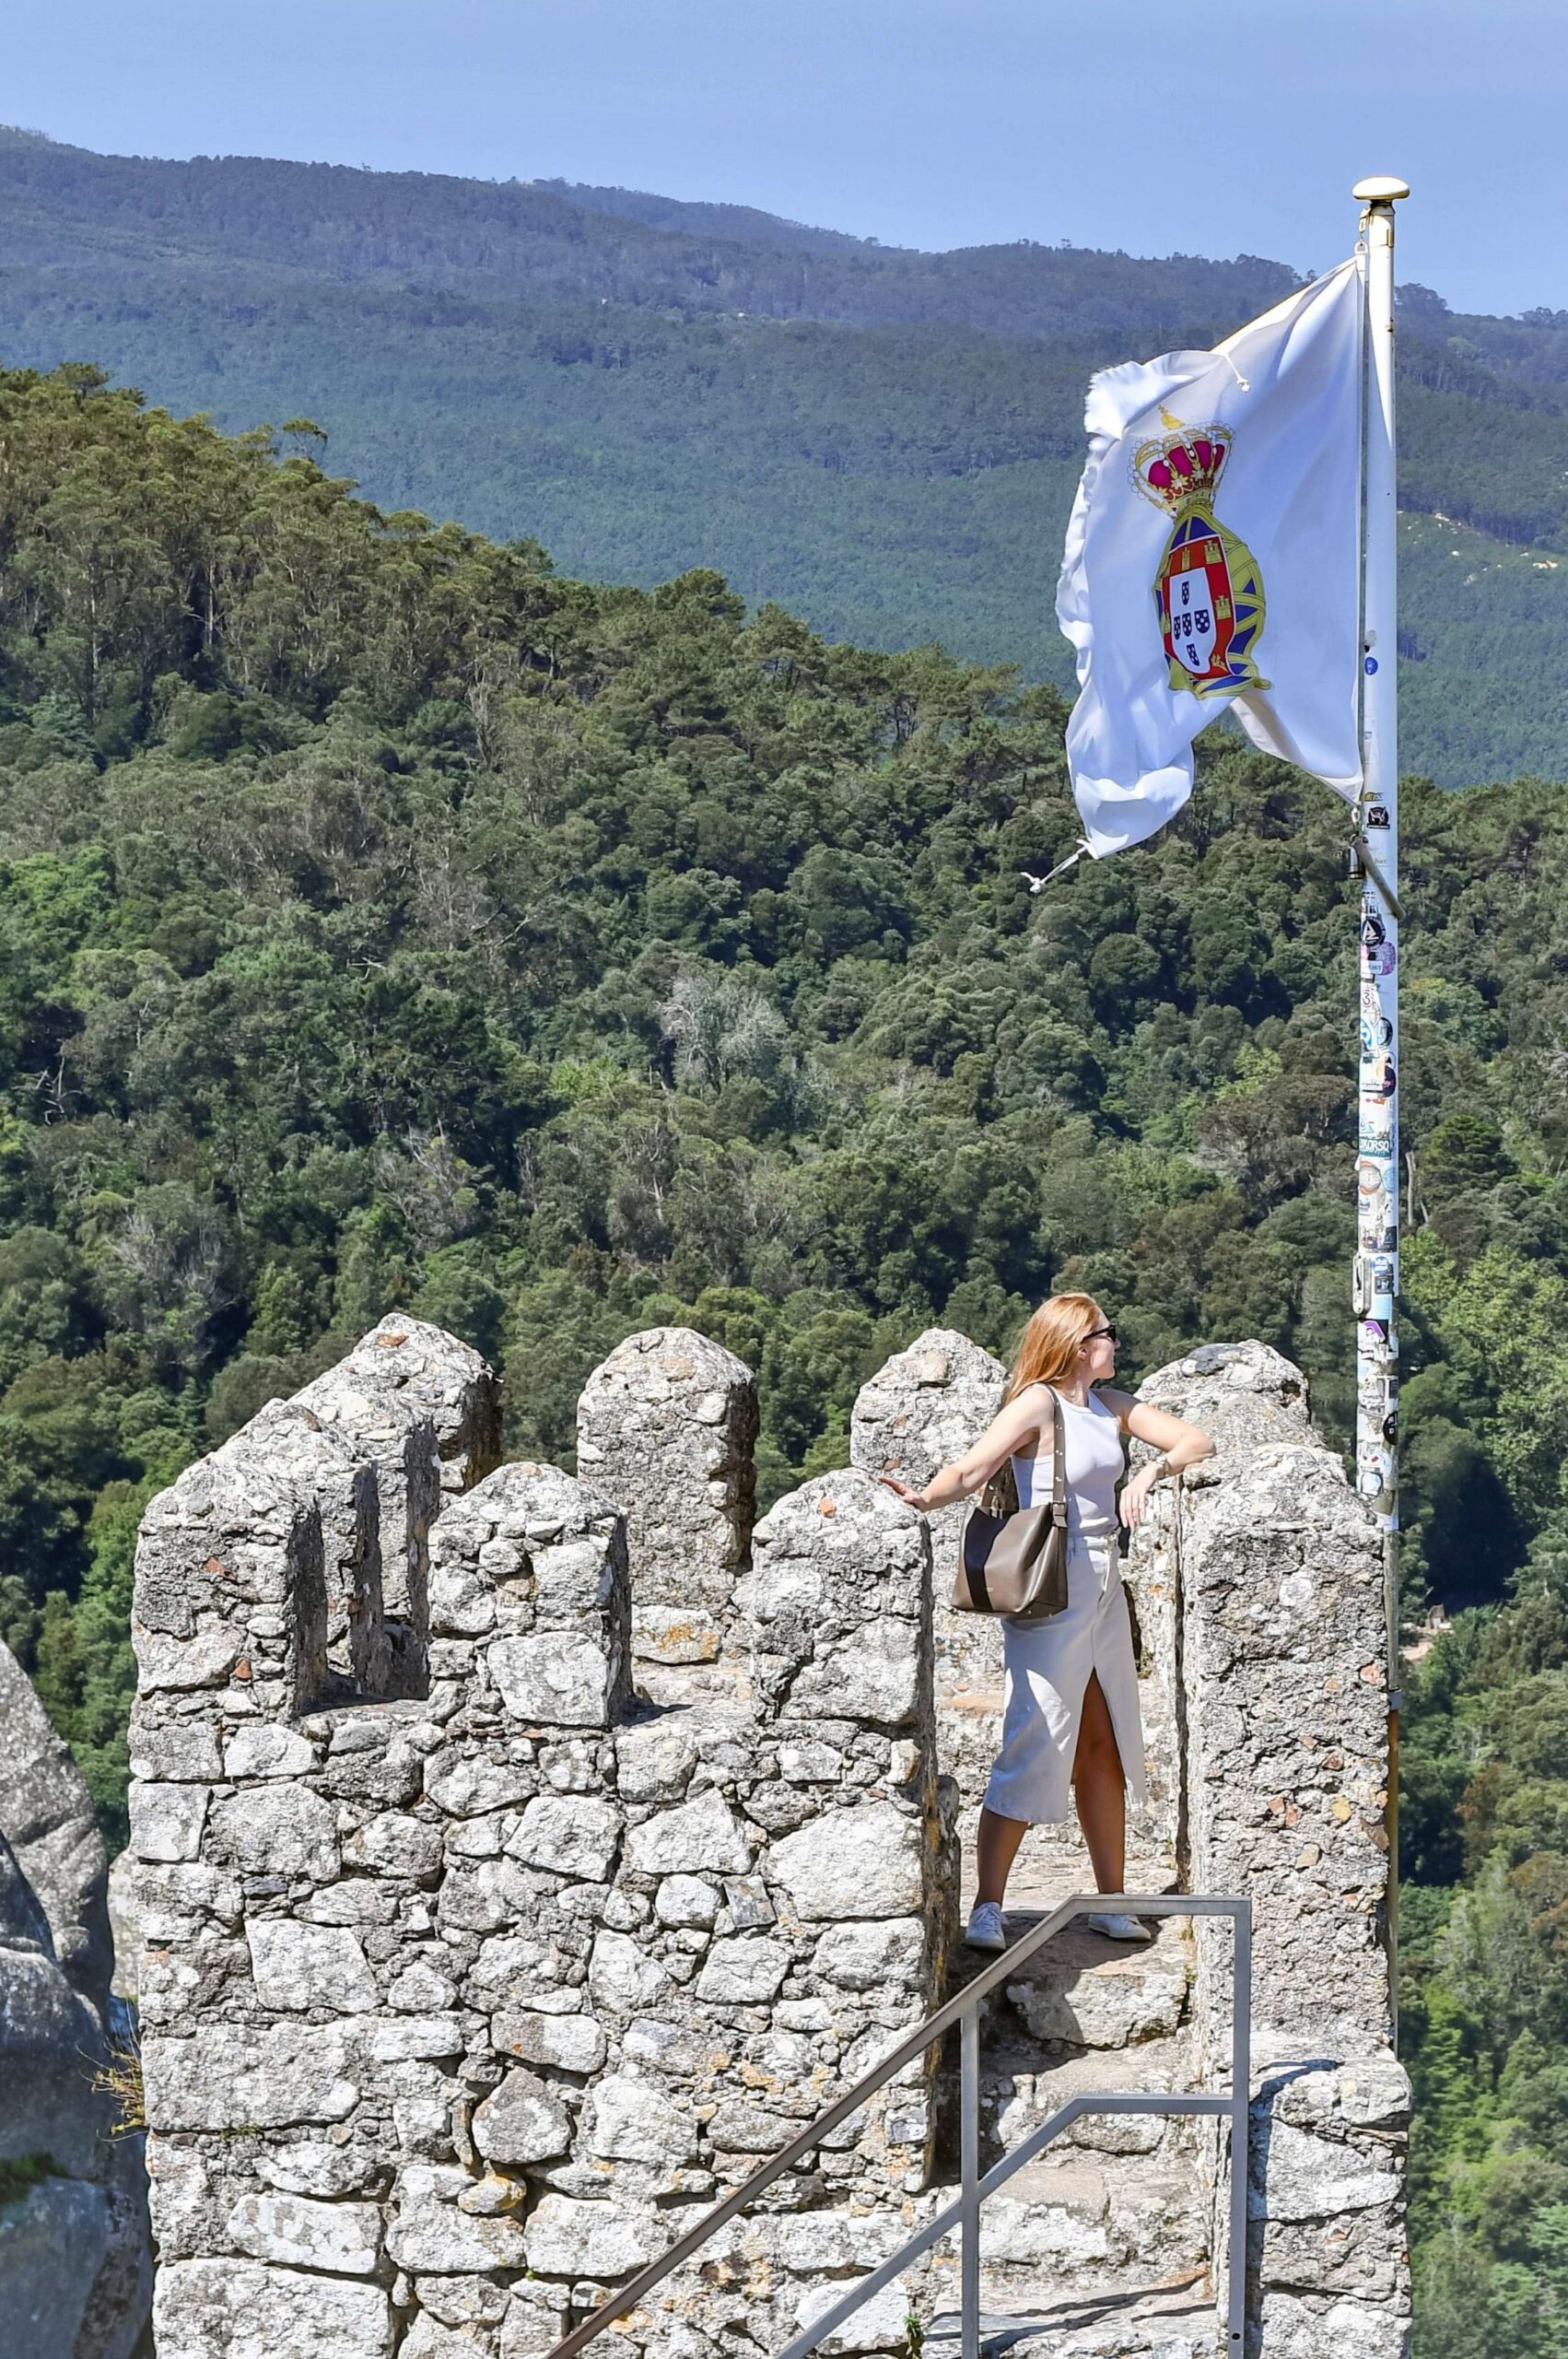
xmin=2 ymin=126 xmax=1566 ymax=785
xmin=1 ymin=359 xmax=1566 ymax=2352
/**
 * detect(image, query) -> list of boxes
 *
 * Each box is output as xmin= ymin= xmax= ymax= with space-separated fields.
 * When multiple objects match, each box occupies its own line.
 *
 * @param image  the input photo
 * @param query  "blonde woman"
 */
xmin=878 ymin=1294 xmax=1214 ymax=1951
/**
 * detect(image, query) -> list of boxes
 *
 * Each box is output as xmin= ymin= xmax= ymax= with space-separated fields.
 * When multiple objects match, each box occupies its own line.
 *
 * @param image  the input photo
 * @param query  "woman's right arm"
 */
xmin=876 ymin=1388 xmax=1044 ymax=1514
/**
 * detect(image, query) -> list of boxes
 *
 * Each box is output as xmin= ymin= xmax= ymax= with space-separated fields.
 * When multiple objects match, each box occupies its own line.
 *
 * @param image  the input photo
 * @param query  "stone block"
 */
xmin=488 ymin=1632 xmax=619 ymax=1729
xmin=246 ymin=1919 xmax=378 ymax=2013
xmin=624 ymin=1789 xmax=752 ymax=1877
xmin=471 ymin=2069 xmax=573 ymax=2165
xmin=769 ymin=1805 xmax=925 ymax=1921
xmin=226 ymin=2191 xmax=381 ymax=2273
xmin=506 ymin=1795 xmax=623 ymax=1881
xmin=584 ymin=2071 xmax=698 ymax=2165
xmin=208 ymin=1785 xmax=341 ymax=1882
xmin=142 ymin=2025 xmax=358 ymax=2130
xmin=152 ymin=2259 xmax=393 ymax=2359
xmin=521 ymin=2194 xmax=668 ymax=2277
xmin=577 ymin=1327 xmax=756 ymax=1650
xmin=694 ymin=1936 xmax=790 ymax=2004
xmin=388 ymin=2165 xmax=530 ymax=2272
xmin=129 ymin=1780 xmax=210 ymax=1863
xmin=493 ymin=2011 xmax=608 ymax=2074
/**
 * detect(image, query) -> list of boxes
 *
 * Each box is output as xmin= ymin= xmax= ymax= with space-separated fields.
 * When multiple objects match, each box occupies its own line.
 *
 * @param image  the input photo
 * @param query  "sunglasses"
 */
xmin=1084 ymin=1322 xmax=1119 ymax=1344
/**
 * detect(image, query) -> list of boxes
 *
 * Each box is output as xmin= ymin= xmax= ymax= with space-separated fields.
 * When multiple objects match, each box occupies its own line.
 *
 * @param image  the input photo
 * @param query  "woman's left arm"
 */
xmin=1096 ymin=1388 xmax=1216 ymax=1530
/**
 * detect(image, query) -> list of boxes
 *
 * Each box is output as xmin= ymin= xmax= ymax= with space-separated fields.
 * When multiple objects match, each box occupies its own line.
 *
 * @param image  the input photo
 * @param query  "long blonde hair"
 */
xmin=1002 ymin=1291 xmax=1102 ymax=1403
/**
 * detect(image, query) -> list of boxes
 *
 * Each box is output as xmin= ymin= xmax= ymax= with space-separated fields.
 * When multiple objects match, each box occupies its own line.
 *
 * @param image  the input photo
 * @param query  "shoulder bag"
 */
xmin=953 ymin=1385 xmax=1069 ymax=1621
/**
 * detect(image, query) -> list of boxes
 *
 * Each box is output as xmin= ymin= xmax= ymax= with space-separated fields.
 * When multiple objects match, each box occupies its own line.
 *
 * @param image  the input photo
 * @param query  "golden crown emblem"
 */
xmin=1131 ymin=418 xmax=1232 ymax=513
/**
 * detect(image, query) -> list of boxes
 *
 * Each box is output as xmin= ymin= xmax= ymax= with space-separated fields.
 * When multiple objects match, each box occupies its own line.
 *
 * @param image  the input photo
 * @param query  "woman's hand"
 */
xmin=1118 ymin=1461 xmax=1164 ymax=1531
xmin=877 ymin=1473 xmax=930 ymax=1512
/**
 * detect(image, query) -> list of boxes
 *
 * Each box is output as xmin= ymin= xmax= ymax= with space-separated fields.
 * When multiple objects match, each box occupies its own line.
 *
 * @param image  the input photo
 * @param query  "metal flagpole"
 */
xmin=1351 ymin=173 xmax=1409 ymax=2021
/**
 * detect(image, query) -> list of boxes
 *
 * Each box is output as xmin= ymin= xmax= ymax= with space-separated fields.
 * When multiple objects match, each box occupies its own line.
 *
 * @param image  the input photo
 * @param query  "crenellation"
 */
xmin=577 ymin=1325 xmax=757 ymax=1677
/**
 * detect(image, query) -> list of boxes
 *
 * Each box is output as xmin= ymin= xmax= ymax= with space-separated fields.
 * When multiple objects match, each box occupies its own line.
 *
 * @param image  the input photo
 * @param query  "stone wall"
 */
xmin=129 ymin=1324 xmax=951 ymax=2359
xmin=1132 ymin=1343 xmax=1409 ymax=2359
xmin=127 ymin=1317 xmax=1407 ymax=2359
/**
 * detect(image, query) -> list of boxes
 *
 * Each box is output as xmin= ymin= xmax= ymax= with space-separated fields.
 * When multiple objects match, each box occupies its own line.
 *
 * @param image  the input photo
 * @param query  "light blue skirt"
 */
xmin=982 ymin=1532 xmax=1148 ymax=1825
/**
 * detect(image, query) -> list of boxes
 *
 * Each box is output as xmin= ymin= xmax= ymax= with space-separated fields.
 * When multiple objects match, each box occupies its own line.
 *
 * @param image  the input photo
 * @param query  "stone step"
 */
xmin=923 ymin=2276 xmax=1219 ymax=2359
xmin=972 ymin=2157 xmax=1211 ymax=2308
xmin=981 ymin=2035 xmax=1205 ymax=2169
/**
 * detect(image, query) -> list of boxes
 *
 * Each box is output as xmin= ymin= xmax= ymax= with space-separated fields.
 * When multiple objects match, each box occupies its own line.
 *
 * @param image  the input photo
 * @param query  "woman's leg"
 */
xmin=1071 ymin=1670 xmax=1127 ymax=1895
xmin=976 ymin=1804 xmax=1028 ymax=1906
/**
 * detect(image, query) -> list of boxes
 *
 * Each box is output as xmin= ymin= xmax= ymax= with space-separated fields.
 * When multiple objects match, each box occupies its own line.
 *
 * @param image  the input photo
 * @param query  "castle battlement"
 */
xmin=127 ymin=1319 xmax=1410 ymax=2359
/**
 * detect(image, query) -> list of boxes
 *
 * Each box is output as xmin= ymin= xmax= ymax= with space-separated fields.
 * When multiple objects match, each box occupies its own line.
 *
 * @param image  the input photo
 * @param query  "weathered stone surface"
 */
xmin=694 ymin=1935 xmax=790 ymax=2004
xmin=624 ymin=1788 xmax=752 ymax=1877
xmin=388 ymin=2165 xmax=529 ymax=2271
xmin=1248 ymin=2122 xmax=1400 ymax=2223
xmin=770 ymin=1804 xmax=925 ymax=1920
xmin=577 ymin=1327 xmax=756 ymax=1661
xmin=588 ymin=1928 xmax=673 ymax=2013
xmin=227 ymin=2190 xmax=381 ymax=2272
xmin=143 ymin=2026 xmax=358 ymax=2129
xmin=247 ymin=1919 xmax=378 ymax=2013
xmin=152 ymin=2259 xmax=392 ymax=2358
xmin=223 ymin=1725 xmax=315 ymax=1779
xmin=493 ymin=2010 xmax=608 ymax=2074
xmin=585 ymin=2071 xmax=697 ymax=2165
xmin=126 ymin=1316 xmax=1405 ymax=2359
xmin=0 ymin=2177 xmax=115 ymax=2359
xmin=487 ymin=1630 xmax=620 ymax=1727
xmin=614 ymin=1719 xmax=699 ymax=1802
xmin=0 ymin=1641 xmax=151 ymax=2359
xmin=813 ymin=1919 xmax=926 ymax=1990
xmin=507 ymin=1794 xmax=622 ymax=1880
xmin=471 ymin=2069 xmax=573 ymax=2165
xmin=794 ymin=2279 xmax=912 ymax=2355
xmin=254 ymin=2142 xmax=385 ymax=2198
xmin=1134 ymin=1340 xmax=1406 ymax=2353
xmin=0 ymin=1637 xmax=117 ymax=2005
xmin=209 ymin=1785 xmax=341 ymax=1882
xmin=850 ymin=1329 xmax=1007 ymax=1820
xmin=1006 ymin=1947 xmax=1190 ymax=2048
xmin=655 ymin=1872 xmax=719 ymax=1928
xmin=521 ymin=2194 xmax=668 ymax=2277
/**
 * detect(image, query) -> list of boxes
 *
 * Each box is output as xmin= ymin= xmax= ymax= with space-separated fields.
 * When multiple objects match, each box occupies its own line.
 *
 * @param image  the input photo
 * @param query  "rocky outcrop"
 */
xmin=0 ymin=1638 xmax=152 ymax=2359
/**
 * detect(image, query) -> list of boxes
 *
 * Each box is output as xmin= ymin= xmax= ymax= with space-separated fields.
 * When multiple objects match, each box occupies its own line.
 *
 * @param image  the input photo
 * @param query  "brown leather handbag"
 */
xmin=953 ymin=1387 xmax=1069 ymax=1621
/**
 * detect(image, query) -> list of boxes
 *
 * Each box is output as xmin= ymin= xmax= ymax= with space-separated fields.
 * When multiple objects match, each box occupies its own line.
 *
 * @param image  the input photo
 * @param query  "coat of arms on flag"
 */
xmin=1133 ymin=416 xmax=1269 ymax=698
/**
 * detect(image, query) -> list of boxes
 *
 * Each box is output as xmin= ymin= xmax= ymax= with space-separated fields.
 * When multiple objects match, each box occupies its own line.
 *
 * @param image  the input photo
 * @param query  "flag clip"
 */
xmin=1022 ymin=838 xmax=1094 ymax=894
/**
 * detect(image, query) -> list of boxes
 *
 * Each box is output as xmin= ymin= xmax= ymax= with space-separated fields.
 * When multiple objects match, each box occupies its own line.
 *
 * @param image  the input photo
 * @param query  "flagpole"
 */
xmin=1352 ymin=172 xmax=1408 ymax=2021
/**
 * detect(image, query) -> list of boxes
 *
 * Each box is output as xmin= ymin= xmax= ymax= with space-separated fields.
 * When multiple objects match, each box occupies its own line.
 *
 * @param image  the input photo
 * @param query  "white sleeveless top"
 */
xmin=1011 ymin=1387 xmax=1124 ymax=1537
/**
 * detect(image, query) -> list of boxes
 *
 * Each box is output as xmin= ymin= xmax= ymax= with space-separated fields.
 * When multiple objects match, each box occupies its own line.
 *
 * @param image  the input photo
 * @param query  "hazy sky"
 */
xmin=8 ymin=0 xmax=1566 ymax=316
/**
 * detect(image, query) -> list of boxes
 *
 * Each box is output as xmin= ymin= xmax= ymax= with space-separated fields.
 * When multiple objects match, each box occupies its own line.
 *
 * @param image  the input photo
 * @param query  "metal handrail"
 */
xmin=544 ymin=1891 xmax=1251 ymax=2359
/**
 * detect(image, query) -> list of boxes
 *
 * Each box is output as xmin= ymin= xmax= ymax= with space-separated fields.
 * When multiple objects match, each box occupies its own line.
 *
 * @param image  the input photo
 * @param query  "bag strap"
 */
xmin=1046 ymin=1386 xmax=1067 ymax=1521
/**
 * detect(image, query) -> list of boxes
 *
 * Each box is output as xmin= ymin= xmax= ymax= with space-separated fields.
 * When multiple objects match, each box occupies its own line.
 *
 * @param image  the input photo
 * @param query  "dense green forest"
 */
xmin=2 ymin=358 xmax=1568 ymax=2351
xmin=2 ymin=126 xmax=1567 ymax=784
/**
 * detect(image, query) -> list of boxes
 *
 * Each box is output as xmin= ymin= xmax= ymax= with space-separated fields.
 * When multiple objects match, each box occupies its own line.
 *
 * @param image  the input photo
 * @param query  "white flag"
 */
xmin=1056 ymin=259 xmax=1365 ymax=858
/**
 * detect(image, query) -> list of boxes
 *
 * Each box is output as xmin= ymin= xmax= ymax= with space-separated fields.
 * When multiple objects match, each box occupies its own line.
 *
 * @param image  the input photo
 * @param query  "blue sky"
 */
xmin=8 ymin=0 xmax=1566 ymax=316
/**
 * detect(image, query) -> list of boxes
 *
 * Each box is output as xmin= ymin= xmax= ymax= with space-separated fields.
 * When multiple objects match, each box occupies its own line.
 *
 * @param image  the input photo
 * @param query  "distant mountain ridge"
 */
xmin=0 ymin=124 xmax=1564 ymax=783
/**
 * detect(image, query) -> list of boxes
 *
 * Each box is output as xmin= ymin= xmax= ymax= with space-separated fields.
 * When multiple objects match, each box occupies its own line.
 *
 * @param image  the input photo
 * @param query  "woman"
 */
xmin=878 ymin=1293 xmax=1214 ymax=1952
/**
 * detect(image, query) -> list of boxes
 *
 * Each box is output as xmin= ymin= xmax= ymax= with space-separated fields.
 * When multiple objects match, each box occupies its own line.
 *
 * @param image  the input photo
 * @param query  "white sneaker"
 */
xmin=964 ymin=1901 xmax=1007 ymax=1952
xmin=1085 ymin=1910 xmax=1154 ymax=1942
